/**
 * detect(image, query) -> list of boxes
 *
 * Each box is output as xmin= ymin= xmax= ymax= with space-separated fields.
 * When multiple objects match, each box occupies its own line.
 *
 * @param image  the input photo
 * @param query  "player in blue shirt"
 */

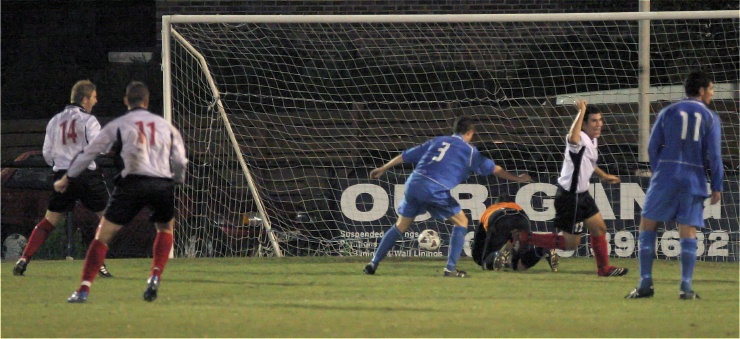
xmin=626 ymin=71 xmax=724 ymax=300
xmin=363 ymin=116 xmax=532 ymax=277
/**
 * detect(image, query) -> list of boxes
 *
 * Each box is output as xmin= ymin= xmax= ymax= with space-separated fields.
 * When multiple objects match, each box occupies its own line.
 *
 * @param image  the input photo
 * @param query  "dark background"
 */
xmin=2 ymin=0 xmax=160 ymax=119
xmin=1 ymin=0 xmax=738 ymax=259
xmin=2 ymin=0 xmax=737 ymax=121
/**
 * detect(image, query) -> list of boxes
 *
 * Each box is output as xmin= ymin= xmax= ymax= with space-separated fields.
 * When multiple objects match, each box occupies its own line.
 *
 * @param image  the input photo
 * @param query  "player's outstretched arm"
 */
xmin=370 ymin=154 xmax=404 ymax=179
xmin=594 ymin=166 xmax=620 ymax=184
xmin=566 ymin=99 xmax=588 ymax=145
xmin=492 ymin=165 xmax=532 ymax=183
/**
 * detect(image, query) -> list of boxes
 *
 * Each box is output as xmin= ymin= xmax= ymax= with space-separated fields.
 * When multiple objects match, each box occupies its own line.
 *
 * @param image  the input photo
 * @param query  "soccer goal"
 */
xmin=162 ymin=11 xmax=739 ymax=260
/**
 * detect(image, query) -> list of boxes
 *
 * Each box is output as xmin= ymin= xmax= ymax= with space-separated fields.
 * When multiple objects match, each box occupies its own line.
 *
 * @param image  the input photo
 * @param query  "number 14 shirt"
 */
xmin=43 ymin=104 xmax=101 ymax=172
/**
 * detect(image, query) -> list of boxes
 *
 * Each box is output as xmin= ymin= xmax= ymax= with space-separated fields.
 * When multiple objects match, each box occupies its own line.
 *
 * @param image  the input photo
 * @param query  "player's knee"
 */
xmin=450 ymin=213 xmax=468 ymax=226
xmin=563 ymin=234 xmax=581 ymax=250
xmin=44 ymin=211 xmax=65 ymax=226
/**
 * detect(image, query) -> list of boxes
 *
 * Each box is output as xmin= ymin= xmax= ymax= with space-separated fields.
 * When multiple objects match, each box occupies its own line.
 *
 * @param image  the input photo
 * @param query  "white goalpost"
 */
xmin=162 ymin=11 xmax=739 ymax=260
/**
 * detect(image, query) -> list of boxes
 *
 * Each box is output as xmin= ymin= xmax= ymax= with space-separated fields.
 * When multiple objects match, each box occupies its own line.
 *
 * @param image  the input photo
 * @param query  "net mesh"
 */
xmin=167 ymin=17 xmax=738 ymax=260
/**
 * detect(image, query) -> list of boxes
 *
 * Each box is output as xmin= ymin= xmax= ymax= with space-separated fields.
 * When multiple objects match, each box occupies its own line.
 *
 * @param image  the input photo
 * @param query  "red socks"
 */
xmin=21 ymin=218 xmax=55 ymax=260
xmin=151 ymin=232 xmax=173 ymax=279
xmin=79 ymin=240 xmax=109 ymax=293
xmin=522 ymin=232 xmax=567 ymax=250
xmin=590 ymin=234 xmax=610 ymax=272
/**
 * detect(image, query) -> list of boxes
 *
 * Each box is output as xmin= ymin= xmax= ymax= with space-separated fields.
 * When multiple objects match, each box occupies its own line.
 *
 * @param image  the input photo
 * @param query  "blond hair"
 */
xmin=70 ymin=80 xmax=96 ymax=105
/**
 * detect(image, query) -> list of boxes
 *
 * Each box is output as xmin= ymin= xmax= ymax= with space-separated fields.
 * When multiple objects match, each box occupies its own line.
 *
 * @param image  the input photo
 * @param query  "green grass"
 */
xmin=2 ymin=256 xmax=738 ymax=338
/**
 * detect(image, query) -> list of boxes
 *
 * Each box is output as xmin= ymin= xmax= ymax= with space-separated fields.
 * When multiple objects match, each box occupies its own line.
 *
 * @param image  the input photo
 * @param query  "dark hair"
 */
xmin=125 ymin=81 xmax=150 ymax=107
xmin=583 ymin=104 xmax=600 ymax=122
xmin=452 ymin=116 xmax=475 ymax=135
xmin=684 ymin=70 xmax=713 ymax=97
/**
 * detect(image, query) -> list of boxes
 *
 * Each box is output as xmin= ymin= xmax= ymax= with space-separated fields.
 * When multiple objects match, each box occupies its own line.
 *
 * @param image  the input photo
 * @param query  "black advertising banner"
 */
xmin=333 ymin=172 xmax=738 ymax=261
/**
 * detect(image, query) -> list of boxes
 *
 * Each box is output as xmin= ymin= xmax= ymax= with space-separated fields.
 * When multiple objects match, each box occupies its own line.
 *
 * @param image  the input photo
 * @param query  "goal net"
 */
xmin=164 ymin=12 xmax=739 ymax=261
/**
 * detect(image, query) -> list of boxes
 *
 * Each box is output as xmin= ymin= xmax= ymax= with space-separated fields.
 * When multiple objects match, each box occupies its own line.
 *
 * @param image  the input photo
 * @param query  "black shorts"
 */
xmin=48 ymin=170 xmax=109 ymax=213
xmin=488 ymin=210 xmax=531 ymax=252
xmin=105 ymin=175 xmax=175 ymax=225
xmin=553 ymin=187 xmax=600 ymax=234
xmin=472 ymin=208 xmax=530 ymax=266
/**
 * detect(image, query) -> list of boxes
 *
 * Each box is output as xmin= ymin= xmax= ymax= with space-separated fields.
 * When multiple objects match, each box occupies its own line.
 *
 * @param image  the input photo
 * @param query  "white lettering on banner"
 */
xmin=707 ymin=231 xmax=729 ymax=256
xmin=516 ymin=183 xmax=556 ymax=221
xmin=463 ymin=231 xmax=475 ymax=257
xmin=340 ymin=182 xmax=724 ymax=222
xmin=452 ymin=184 xmax=489 ymax=222
xmin=340 ymin=184 xmax=389 ymax=221
xmin=696 ymin=233 xmax=705 ymax=256
xmin=589 ymin=184 xmax=616 ymax=219
xmin=619 ymin=183 xmax=645 ymax=220
xmin=613 ymin=231 xmax=635 ymax=257
xmin=554 ymin=231 xmax=731 ymax=258
xmin=660 ymin=230 xmax=681 ymax=257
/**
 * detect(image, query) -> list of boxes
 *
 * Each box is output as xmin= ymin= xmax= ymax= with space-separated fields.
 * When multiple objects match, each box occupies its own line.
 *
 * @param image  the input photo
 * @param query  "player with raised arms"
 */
xmin=516 ymin=99 xmax=628 ymax=277
xmin=363 ymin=116 xmax=532 ymax=277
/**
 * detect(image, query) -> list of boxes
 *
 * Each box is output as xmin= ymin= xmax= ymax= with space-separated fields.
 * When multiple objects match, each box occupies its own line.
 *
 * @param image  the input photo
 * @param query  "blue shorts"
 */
xmin=642 ymin=184 xmax=705 ymax=228
xmin=397 ymin=184 xmax=460 ymax=221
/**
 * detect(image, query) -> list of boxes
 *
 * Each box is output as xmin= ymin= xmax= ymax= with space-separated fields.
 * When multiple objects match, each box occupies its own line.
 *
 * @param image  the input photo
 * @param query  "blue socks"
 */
xmin=638 ymin=230 xmax=698 ymax=293
xmin=446 ymin=226 xmax=468 ymax=271
xmin=679 ymin=238 xmax=698 ymax=292
xmin=370 ymin=226 xmax=403 ymax=266
xmin=637 ymin=230 xmax=656 ymax=290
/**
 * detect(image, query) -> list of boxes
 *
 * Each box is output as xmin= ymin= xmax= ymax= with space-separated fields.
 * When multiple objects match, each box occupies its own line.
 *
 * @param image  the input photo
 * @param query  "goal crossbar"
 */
xmin=165 ymin=11 xmax=739 ymax=24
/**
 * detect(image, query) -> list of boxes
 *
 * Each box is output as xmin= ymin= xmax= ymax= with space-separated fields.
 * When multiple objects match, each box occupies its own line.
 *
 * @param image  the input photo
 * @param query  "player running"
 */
xmin=516 ymin=99 xmax=628 ymax=277
xmin=363 ymin=116 xmax=532 ymax=277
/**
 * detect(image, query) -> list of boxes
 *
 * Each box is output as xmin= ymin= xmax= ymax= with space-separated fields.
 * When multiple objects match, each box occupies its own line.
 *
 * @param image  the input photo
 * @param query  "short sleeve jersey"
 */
xmin=43 ymin=105 xmax=101 ymax=172
xmin=67 ymin=108 xmax=188 ymax=182
xmin=401 ymin=134 xmax=495 ymax=190
xmin=557 ymin=131 xmax=597 ymax=194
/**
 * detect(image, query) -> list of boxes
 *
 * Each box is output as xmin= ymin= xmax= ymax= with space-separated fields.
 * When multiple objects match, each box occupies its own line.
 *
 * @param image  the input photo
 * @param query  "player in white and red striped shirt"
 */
xmin=13 ymin=80 xmax=112 ymax=278
xmin=57 ymin=81 xmax=188 ymax=303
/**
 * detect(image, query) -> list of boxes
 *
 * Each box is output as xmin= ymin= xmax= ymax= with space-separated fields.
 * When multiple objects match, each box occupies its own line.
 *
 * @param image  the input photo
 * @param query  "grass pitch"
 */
xmin=1 ymin=256 xmax=738 ymax=338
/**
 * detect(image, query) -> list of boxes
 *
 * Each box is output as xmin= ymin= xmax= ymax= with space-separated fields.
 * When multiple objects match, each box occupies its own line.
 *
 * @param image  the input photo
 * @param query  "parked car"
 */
xmin=1 ymin=151 xmax=155 ymax=259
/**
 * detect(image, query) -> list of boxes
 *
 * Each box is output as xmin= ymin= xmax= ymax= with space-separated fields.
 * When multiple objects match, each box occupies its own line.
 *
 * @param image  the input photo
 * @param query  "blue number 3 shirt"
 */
xmin=402 ymin=134 xmax=496 ymax=192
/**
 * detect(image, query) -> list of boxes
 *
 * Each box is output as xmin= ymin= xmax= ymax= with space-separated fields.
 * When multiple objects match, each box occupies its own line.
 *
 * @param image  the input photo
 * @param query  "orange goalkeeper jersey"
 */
xmin=479 ymin=202 xmax=523 ymax=231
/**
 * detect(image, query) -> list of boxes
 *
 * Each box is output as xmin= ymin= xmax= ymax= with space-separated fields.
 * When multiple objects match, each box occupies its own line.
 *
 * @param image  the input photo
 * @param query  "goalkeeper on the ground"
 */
xmin=472 ymin=195 xmax=559 ymax=272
